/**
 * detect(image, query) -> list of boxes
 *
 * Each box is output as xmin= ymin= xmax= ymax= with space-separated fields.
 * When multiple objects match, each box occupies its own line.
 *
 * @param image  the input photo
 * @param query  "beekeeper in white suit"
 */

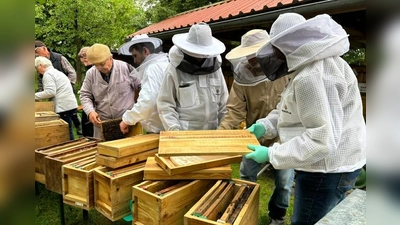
xmin=245 ymin=13 xmax=366 ymax=224
xmin=118 ymin=34 xmax=169 ymax=134
xmin=157 ymin=23 xmax=228 ymax=131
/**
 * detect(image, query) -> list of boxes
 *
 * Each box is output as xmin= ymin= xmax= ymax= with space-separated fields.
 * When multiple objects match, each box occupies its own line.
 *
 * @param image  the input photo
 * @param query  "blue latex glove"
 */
xmin=247 ymin=123 xmax=266 ymax=139
xmin=245 ymin=144 xmax=269 ymax=163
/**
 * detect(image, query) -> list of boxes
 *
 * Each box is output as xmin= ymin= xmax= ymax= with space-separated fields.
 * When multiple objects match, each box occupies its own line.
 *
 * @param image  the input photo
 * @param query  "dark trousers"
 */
xmin=58 ymin=108 xmax=77 ymax=140
xmin=291 ymin=169 xmax=361 ymax=225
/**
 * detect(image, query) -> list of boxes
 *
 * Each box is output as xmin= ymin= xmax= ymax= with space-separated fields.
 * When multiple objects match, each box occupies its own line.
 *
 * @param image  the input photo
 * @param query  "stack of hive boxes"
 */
xmin=132 ymin=130 xmax=261 ymax=225
xmin=91 ymin=133 xmax=160 ymax=221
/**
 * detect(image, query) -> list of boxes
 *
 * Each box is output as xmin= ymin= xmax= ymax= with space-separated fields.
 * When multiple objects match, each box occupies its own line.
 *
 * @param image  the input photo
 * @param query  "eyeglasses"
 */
xmin=79 ymin=53 xmax=87 ymax=59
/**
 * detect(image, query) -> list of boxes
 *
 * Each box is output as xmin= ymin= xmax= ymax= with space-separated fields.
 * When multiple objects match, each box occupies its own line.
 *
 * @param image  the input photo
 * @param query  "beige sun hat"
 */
xmin=226 ymin=29 xmax=270 ymax=60
xmin=86 ymin=44 xmax=112 ymax=64
xmin=172 ymin=22 xmax=225 ymax=57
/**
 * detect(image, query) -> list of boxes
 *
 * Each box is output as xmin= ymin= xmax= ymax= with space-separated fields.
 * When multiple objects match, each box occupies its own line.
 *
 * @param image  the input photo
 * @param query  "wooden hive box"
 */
xmin=62 ymin=155 xmax=104 ymax=210
xmin=35 ymin=101 xmax=54 ymax=112
xmin=158 ymin=130 xmax=259 ymax=156
xmin=144 ymin=157 xmax=232 ymax=180
xmin=35 ymin=119 xmax=69 ymax=149
xmin=184 ymin=179 xmax=260 ymax=225
xmin=35 ymin=138 xmax=100 ymax=184
xmin=97 ymin=134 xmax=159 ymax=158
xmin=154 ymin=154 xmax=242 ymax=175
xmin=35 ymin=111 xmax=60 ymax=122
xmin=96 ymin=148 xmax=158 ymax=169
xmin=133 ymin=179 xmax=216 ymax=225
xmin=93 ymin=162 xmax=145 ymax=221
xmin=44 ymin=146 xmax=98 ymax=194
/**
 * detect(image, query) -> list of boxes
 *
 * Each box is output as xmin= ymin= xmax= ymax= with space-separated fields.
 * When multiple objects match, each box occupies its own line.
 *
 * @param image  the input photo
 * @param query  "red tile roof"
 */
xmin=128 ymin=0 xmax=304 ymax=38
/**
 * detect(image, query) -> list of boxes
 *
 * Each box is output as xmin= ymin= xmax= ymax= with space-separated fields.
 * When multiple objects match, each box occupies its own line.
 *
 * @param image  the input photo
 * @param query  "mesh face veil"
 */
xmin=229 ymin=56 xmax=269 ymax=86
xmin=256 ymin=45 xmax=289 ymax=81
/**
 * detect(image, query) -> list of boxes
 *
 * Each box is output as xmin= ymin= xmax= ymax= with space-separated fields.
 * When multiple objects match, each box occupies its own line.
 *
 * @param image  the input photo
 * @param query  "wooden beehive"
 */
xmin=93 ymin=163 xmax=145 ymax=221
xmin=35 ymin=137 xmax=100 ymax=184
xmin=35 ymin=101 xmax=54 ymax=112
xmin=44 ymin=146 xmax=98 ymax=194
xmin=144 ymin=157 xmax=232 ymax=180
xmin=97 ymin=134 xmax=159 ymax=158
xmin=62 ymin=156 xmax=104 ymax=210
xmin=184 ymin=179 xmax=260 ymax=225
xmin=35 ymin=119 xmax=69 ymax=149
xmin=96 ymin=148 xmax=158 ymax=169
xmin=154 ymin=154 xmax=242 ymax=175
xmin=158 ymin=130 xmax=259 ymax=156
xmin=133 ymin=179 xmax=216 ymax=225
xmin=35 ymin=111 xmax=60 ymax=122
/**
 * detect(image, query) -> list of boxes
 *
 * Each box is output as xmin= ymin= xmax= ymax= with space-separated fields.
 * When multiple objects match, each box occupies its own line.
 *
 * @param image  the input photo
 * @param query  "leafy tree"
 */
xmin=35 ymin=0 xmax=147 ymax=86
xmin=140 ymin=0 xmax=220 ymax=23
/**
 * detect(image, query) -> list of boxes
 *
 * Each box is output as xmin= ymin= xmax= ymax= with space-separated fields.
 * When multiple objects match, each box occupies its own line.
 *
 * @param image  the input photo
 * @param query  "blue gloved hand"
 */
xmin=247 ymin=123 xmax=266 ymax=139
xmin=245 ymin=144 xmax=269 ymax=163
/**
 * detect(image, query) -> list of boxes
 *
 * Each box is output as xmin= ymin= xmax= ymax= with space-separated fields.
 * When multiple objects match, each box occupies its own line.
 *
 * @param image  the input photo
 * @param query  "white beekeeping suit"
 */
xmin=255 ymin=13 xmax=366 ymax=172
xmin=157 ymin=23 xmax=228 ymax=131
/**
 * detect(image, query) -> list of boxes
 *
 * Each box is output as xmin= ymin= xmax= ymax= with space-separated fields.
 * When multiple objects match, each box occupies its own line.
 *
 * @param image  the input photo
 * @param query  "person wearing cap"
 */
xmin=218 ymin=29 xmax=292 ymax=225
xmin=79 ymin=43 xmax=140 ymax=139
xmin=157 ymin=23 xmax=228 ymax=131
xmin=77 ymin=46 xmax=94 ymax=137
xmin=117 ymin=34 xmax=169 ymax=134
xmin=35 ymin=56 xmax=78 ymax=140
xmin=78 ymin=46 xmax=93 ymax=68
xmin=35 ymin=40 xmax=82 ymax=135
xmin=245 ymin=13 xmax=366 ymax=224
xmin=34 ymin=40 xmax=77 ymax=91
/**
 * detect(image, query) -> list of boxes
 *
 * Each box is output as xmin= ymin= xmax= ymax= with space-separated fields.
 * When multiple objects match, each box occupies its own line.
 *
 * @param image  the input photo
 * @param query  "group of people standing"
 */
xmin=34 ymin=12 xmax=366 ymax=225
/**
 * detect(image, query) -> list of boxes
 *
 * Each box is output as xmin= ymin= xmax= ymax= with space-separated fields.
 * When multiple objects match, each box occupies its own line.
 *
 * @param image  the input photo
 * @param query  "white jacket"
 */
xmin=157 ymin=46 xmax=228 ymax=131
xmin=122 ymin=53 xmax=169 ymax=133
xmin=257 ymin=15 xmax=366 ymax=173
xmin=35 ymin=66 xmax=77 ymax=113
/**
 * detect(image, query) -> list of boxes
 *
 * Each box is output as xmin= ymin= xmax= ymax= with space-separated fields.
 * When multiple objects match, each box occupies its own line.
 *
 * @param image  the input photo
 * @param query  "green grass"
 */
xmin=35 ymin=163 xmax=294 ymax=225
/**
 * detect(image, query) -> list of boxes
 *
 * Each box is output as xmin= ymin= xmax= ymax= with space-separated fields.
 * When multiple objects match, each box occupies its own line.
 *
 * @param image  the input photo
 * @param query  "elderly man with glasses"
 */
xmin=79 ymin=43 xmax=141 ymax=139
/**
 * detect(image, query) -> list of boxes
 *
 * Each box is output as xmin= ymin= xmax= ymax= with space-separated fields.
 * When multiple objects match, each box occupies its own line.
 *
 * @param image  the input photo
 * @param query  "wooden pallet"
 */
xmin=154 ymin=154 xmax=242 ymax=175
xmin=144 ymin=157 xmax=232 ymax=180
xmin=158 ymin=130 xmax=259 ymax=156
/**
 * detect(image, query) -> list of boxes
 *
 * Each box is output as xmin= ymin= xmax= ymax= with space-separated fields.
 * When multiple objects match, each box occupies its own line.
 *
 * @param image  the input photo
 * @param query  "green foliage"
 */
xmin=342 ymin=48 xmax=366 ymax=66
xmin=35 ymin=0 xmax=147 ymax=85
xmin=141 ymin=0 xmax=221 ymax=23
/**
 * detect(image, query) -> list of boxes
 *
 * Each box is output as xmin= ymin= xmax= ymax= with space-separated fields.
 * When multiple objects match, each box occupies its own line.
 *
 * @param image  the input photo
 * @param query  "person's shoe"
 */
xmin=269 ymin=218 xmax=286 ymax=225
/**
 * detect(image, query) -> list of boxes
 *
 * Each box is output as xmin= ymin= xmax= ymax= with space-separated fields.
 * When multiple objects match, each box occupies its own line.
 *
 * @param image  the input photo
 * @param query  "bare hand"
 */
xmin=119 ymin=121 xmax=130 ymax=134
xmin=88 ymin=111 xmax=101 ymax=125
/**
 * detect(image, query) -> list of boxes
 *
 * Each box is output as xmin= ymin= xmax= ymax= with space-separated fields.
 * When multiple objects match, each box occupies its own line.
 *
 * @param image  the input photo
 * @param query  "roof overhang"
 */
xmin=135 ymin=0 xmax=366 ymax=40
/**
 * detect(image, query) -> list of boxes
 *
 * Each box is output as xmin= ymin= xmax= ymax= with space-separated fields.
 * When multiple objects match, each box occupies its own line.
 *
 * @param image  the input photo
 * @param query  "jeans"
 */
xmin=58 ymin=108 xmax=77 ymax=140
xmin=240 ymin=156 xmax=294 ymax=220
xmin=291 ymin=169 xmax=361 ymax=225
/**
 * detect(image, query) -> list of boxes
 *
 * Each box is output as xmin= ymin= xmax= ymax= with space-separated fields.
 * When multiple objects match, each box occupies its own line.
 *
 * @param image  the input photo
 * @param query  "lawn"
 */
xmin=35 ymin=162 xmax=294 ymax=225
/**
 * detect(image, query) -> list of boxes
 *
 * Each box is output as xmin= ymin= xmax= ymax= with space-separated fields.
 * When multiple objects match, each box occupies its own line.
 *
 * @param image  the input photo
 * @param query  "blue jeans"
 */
xmin=58 ymin=108 xmax=77 ymax=140
xmin=240 ymin=156 xmax=294 ymax=220
xmin=291 ymin=169 xmax=361 ymax=225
